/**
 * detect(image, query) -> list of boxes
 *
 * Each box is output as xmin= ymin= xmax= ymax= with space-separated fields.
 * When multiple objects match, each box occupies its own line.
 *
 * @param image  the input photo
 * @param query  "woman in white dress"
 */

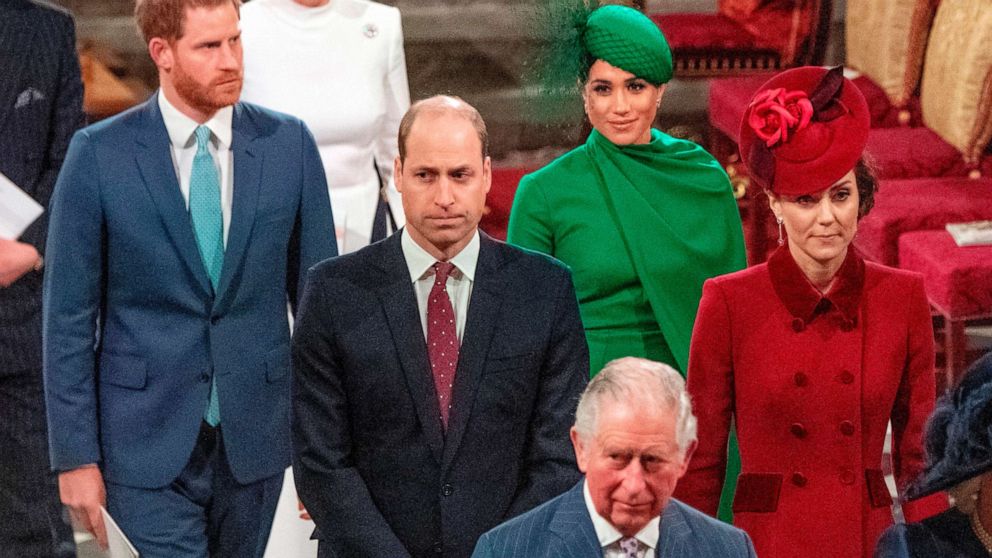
xmin=241 ymin=0 xmax=410 ymax=253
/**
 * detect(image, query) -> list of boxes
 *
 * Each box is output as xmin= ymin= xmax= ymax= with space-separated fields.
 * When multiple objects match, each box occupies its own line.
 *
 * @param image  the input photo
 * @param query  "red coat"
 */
xmin=675 ymin=247 xmax=947 ymax=558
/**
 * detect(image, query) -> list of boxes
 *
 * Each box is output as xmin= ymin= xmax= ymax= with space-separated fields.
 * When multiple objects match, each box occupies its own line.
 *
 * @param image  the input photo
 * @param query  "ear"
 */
xmin=482 ymin=156 xmax=492 ymax=195
xmin=766 ymin=190 xmax=782 ymax=221
xmin=393 ymin=156 xmax=404 ymax=193
xmin=676 ymin=439 xmax=697 ymax=479
xmin=570 ymin=427 xmax=589 ymax=474
xmin=655 ymin=83 xmax=667 ymax=107
xmin=148 ymin=37 xmax=174 ymax=71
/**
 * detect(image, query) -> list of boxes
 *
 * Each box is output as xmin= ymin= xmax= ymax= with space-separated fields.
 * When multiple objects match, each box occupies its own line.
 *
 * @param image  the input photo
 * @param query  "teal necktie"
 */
xmin=189 ymin=125 xmax=223 ymax=426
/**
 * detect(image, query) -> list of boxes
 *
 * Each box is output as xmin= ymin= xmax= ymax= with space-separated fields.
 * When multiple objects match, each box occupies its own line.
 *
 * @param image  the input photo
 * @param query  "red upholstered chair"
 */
xmin=650 ymin=0 xmax=833 ymax=78
xmin=855 ymin=177 xmax=992 ymax=266
xmin=899 ymin=230 xmax=992 ymax=387
xmin=479 ymin=167 xmax=532 ymax=241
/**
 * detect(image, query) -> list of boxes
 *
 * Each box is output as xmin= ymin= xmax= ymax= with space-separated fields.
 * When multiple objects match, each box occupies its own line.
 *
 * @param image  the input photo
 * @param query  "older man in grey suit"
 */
xmin=472 ymin=357 xmax=756 ymax=558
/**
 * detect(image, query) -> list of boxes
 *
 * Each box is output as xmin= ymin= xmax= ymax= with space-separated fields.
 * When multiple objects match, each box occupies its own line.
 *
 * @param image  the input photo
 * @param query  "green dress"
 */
xmin=507 ymin=128 xmax=746 ymax=521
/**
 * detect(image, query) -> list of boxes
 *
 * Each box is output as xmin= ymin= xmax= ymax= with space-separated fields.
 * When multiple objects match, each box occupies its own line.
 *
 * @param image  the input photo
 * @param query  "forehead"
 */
xmin=588 ymin=59 xmax=638 ymax=82
xmin=591 ymin=401 xmax=679 ymax=452
xmin=179 ymin=3 xmax=240 ymax=38
xmin=404 ymin=112 xmax=482 ymax=164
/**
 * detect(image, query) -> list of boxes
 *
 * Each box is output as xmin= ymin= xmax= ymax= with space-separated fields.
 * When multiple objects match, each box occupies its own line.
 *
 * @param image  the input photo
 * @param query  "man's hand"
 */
xmin=59 ymin=464 xmax=108 ymax=549
xmin=0 ymin=238 xmax=40 ymax=287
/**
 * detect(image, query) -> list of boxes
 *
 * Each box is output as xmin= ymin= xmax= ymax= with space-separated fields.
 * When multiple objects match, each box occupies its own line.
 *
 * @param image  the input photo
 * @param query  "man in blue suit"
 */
xmin=42 ymin=0 xmax=336 ymax=555
xmin=472 ymin=358 xmax=757 ymax=558
xmin=0 ymin=1 xmax=84 ymax=555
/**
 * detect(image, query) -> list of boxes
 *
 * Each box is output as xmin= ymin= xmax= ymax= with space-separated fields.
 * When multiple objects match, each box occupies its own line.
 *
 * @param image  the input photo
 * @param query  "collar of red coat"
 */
xmin=767 ymin=244 xmax=865 ymax=326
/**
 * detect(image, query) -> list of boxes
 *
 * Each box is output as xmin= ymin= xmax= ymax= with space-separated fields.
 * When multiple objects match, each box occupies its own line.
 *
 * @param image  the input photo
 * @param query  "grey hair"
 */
xmin=574 ymin=357 xmax=697 ymax=454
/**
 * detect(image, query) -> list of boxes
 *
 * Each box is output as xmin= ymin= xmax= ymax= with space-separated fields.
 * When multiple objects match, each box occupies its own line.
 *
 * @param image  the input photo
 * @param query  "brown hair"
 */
xmin=135 ymin=0 xmax=241 ymax=44
xmin=397 ymin=95 xmax=489 ymax=162
xmin=854 ymin=156 xmax=878 ymax=219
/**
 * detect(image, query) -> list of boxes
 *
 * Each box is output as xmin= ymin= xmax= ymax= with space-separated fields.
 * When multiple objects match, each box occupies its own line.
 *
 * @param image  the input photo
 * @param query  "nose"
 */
xmin=613 ymin=88 xmax=631 ymax=114
xmin=815 ymin=196 xmax=836 ymax=225
xmin=220 ymin=41 xmax=242 ymax=71
xmin=434 ymin=177 xmax=454 ymax=209
xmin=620 ymin=461 xmax=647 ymax=495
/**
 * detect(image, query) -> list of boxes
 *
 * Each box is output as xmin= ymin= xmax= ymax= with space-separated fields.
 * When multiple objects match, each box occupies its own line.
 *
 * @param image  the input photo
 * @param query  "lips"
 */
xmin=609 ymin=119 xmax=637 ymax=128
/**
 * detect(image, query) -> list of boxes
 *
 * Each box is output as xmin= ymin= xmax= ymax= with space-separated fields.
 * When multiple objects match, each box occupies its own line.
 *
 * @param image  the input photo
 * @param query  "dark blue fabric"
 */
xmin=874 ymin=508 xmax=987 ymax=558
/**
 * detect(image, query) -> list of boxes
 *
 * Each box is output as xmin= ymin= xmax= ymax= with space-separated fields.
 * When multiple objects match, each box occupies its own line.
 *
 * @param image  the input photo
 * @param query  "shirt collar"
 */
xmin=157 ymin=90 xmax=233 ymax=150
xmin=400 ymin=228 xmax=479 ymax=283
xmin=767 ymin=244 xmax=865 ymax=327
xmin=582 ymin=480 xmax=660 ymax=551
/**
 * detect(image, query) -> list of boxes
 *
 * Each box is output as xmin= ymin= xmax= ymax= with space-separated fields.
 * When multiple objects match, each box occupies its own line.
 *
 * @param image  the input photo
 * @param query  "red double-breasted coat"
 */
xmin=675 ymin=247 xmax=947 ymax=558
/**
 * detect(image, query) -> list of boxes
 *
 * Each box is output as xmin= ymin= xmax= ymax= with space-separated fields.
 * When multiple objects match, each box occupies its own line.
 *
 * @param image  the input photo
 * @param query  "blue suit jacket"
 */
xmin=472 ymin=481 xmax=757 ymax=558
xmin=43 ymin=94 xmax=337 ymax=488
xmin=0 ymin=0 xmax=84 ymax=374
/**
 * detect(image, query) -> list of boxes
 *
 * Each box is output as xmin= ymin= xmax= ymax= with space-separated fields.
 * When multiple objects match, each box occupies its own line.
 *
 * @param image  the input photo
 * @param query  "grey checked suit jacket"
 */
xmin=472 ymin=480 xmax=757 ymax=558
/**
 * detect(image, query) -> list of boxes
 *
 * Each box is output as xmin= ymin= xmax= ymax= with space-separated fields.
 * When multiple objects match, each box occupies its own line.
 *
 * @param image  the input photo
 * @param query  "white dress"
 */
xmin=240 ymin=0 xmax=410 ymax=253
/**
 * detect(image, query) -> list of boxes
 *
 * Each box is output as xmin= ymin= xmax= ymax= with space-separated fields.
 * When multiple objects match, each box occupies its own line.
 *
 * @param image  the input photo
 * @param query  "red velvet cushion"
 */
xmin=479 ymin=167 xmax=531 ymax=240
xmin=855 ymin=177 xmax=992 ymax=265
xmin=652 ymin=14 xmax=777 ymax=51
xmin=850 ymin=75 xmax=923 ymax=128
xmin=898 ymin=230 xmax=992 ymax=318
xmin=866 ymin=127 xmax=971 ymax=179
xmin=708 ymin=74 xmax=775 ymax=142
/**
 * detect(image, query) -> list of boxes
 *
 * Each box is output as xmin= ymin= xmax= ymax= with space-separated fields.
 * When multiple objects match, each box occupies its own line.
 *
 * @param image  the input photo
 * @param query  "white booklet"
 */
xmin=0 ymin=171 xmax=43 ymax=239
xmin=101 ymin=506 xmax=140 ymax=558
xmin=946 ymin=220 xmax=992 ymax=247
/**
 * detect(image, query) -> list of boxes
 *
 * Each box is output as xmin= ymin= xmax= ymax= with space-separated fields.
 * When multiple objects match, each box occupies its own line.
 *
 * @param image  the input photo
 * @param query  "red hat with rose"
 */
xmin=739 ymin=66 xmax=870 ymax=196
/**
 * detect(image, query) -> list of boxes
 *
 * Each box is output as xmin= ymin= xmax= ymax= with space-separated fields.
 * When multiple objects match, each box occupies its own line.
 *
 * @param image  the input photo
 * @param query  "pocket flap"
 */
xmin=732 ymin=472 xmax=783 ymax=513
xmin=866 ymin=469 xmax=893 ymax=508
xmin=100 ymin=353 xmax=148 ymax=389
xmin=265 ymin=344 xmax=291 ymax=383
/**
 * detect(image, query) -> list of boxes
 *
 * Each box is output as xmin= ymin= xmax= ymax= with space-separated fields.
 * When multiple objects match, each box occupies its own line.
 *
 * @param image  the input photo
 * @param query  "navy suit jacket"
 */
xmin=43 ymin=94 xmax=336 ymax=488
xmin=0 ymin=0 xmax=84 ymax=374
xmin=292 ymin=232 xmax=589 ymax=558
xmin=472 ymin=481 xmax=757 ymax=558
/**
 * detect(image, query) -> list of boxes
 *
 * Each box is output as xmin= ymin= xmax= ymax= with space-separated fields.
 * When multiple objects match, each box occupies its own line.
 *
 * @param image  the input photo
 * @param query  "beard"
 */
xmin=171 ymin=58 xmax=242 ymax=115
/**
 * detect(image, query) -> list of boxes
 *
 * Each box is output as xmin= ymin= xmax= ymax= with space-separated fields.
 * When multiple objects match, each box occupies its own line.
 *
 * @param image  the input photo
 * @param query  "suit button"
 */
xmin=839 ymin=421 xmax=855 ymax=436
xmin=839 ymin=371 xmax=854 ymax=384
xmin=433 ymin=542 xmax=443 ymax=554
xmin=791 ymin=318 xmax=805 ymax=332
xmin=840 ymin=469 xmax=856 ymax=485
xmin=210 ymin=315 xmax=220 ymax=325
xmin=442 ymin=483 xmax=453 ymax=497
xmin=789 ymin=423 xmax=807 ymax=439
xmin=794 ymin=372 xmax=808 ymax=387
xmin=200 ymin=372 xmax=210 ymax=383
xmin=791 ymin=472 xmax=807 ymax=487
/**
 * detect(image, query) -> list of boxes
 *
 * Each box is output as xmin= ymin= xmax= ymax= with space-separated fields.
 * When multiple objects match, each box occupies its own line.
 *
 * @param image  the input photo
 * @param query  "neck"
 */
xmin=160 ymin=81 xmax=217 ymax=124
xmin=978 ymin=487 xmax=992 ymax=537
xmin=406 ymin=228 xmax=475 ymax=262
xmin=292 ymin=0 xmax=330 ymax=6
xmin=789 ymin=242 xmax=845 ymax=293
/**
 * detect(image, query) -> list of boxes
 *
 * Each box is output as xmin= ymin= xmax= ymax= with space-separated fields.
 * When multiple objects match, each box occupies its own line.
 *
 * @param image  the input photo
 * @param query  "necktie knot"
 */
xmin=194 ymin=125 xmax=212 ymax=154
xmin=619 ymin=537 xmax=640 ymax=558
xmin=433 ymin=261 xmax=455 ymax=285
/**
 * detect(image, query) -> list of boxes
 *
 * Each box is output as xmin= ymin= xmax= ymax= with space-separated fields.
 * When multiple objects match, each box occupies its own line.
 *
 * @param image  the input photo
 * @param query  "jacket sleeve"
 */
xmin=506 ymin=174 xmax=554 ymax=256
xmin=505 ymin=267 xmax=588 ymax=518
xmin=288 ymin=122 xmax=337 ymax=312
xmin=291 ymin=269 xmax=412 ymax=557
xmin=42 ymin=130 xmax=104 ymax=471
xmin=20 ymin=11 xmax=85 ymax=253
xmin=674 ymin=278 xmax=734 ymax=516
xmin=893 ymin=275 xmax=948 ymax=520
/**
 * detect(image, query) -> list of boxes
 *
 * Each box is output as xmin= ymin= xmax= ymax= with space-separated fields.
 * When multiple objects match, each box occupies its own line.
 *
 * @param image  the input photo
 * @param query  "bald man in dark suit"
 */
xmin=0 ymin=1 xmax=85 ymax=555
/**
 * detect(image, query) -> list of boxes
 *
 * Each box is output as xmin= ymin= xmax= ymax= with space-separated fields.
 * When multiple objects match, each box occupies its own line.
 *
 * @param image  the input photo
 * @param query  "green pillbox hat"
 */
xmin=584 ymin=5 xmax=673 ymax=85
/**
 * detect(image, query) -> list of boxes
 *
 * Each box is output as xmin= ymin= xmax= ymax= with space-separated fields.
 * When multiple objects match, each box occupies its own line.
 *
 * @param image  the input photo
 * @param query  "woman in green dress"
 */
xmin=508 ymin=3 xmax=746 ymax=377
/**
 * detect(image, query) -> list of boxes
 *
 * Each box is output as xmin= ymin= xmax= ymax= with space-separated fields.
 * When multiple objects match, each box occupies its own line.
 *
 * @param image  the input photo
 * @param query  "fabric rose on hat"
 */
xmin=747 ymin=88 xmax=814 ymax=147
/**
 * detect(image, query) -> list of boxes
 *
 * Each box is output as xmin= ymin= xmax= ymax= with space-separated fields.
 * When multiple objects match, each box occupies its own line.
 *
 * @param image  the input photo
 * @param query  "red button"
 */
xmin=790 ymin=423 xmax=807 ymax=438
xmin=840 ymin=421 xmax=855 ymax=436
xmin=840 ymin=469 xmax=856 ymax=485
xmin=839 ymin=371 xmax=854 ymax=384
xmin=794 ymin=372 xmax=808 ymax=387
xmin=792 ymin=472 xmax=808 ymax=487
xmin=792 ymin=318 xmax=805 ymax=332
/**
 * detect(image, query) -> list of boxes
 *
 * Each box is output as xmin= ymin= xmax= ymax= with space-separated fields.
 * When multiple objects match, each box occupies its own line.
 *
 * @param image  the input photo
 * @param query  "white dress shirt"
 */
xmin=584 ymin=481 xmax=659 ymax=558
xmin=401 ymin=229 xmax=479 ymax=342
xmin=157 ymin=91 xmax=234 ymax=245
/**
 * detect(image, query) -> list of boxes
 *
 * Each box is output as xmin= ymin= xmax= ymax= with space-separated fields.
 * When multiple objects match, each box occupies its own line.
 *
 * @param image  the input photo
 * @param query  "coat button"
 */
xmin=210 ymin=315 xmax=220 ymax=325
xmin=789 ymin=423 xmax=807 ymax=438
xmin=839 ymin=421 xmax=855 ymax=436
xmin=200 ymin=372 xmax=210 ymax=383
xmin=433 ymin=541 xmax=443 ymax=554
xmin=791 ymin=318 xmax=805 ymax=332
xmin=442 ymin=483 xmax=453 ymax=497
xmin=840 ymin=319 xmax=855 ymax=332
xmin=840 ymin=469 xmax=856 ymax=485
xmin=791 ymin=472 xmax=807 ymax=487
xmin=794 ymin=372 xmax=808 ymax=387
xmin=839 ymin=371 xmax=854 ymax=384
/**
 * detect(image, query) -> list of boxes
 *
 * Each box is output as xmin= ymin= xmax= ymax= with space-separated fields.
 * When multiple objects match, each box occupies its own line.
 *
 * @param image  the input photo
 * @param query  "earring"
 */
xmin=776 ymin=217 xmax=785 ymax=246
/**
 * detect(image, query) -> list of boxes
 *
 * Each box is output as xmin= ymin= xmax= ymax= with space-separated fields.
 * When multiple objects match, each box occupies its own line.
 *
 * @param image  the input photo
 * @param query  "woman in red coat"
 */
xmin=674 ymin=66 xmax=947 ymax=558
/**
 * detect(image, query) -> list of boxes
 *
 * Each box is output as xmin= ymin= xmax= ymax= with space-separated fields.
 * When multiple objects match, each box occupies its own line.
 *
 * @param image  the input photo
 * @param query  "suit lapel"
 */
xmin=441 ymin=234 xmax=505 ymax=470
xmin=134 ymin=95 xmax=212 ymax=297
xmin=549 ymin=482 xmax=601 ymax=556
xmin=213 ymin=103 xmax=261 ymax=310
xmin=376 ymin=235 xmax=445 ymax=464
xmin=0 ymin=5 xmax=35 ymax=136
xmin=657 ymin=501 xmax=691 ymax=557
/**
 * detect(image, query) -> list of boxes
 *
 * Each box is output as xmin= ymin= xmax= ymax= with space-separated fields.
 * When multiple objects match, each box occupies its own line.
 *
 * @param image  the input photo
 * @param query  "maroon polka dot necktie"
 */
xmin=427 ymin=262 xmax=459 ymax=428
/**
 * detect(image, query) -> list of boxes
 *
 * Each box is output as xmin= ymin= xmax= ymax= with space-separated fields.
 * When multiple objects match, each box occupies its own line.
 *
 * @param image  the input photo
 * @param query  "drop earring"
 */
xmin=776 ymin=217 xmax=785 ymax=246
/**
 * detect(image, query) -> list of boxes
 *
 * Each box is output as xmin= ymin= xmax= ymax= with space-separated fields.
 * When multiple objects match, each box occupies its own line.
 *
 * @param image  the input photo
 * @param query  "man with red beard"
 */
xmin=42 ymin=0 xmax=336 ymax=556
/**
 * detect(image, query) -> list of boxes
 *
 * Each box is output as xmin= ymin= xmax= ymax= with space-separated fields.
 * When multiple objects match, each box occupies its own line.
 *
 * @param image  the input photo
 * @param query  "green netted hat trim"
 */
xmin=584 ymin=5 xmax=673 ymax=86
